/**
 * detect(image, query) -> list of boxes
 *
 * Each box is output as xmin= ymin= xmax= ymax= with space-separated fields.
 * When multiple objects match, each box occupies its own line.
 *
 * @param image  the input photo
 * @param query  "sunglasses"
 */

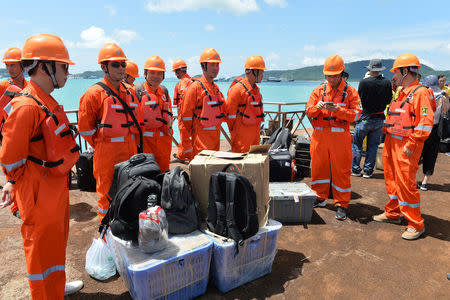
xmin=111 ymin=61 xmax=127 ymax=68
xmin=61 ymin=63 xmax=69 ymax=73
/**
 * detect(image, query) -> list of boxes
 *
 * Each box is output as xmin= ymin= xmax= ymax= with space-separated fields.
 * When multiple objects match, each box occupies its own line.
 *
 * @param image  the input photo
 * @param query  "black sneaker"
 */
xmin=335 ymin=206 xmax=347 ymax=221
xmin=12 ymin=210 xmax=21 ymax=219
xmin=419 ymin=183 xmax=428 ymax=191
xmin=313 ymin=199 xmax=326 ymax=208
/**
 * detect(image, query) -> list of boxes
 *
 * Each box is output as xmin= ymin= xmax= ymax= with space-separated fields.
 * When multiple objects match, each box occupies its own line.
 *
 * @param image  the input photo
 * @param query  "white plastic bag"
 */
xmin=85 ymin=237 xmax=116 ymax=280
xmin=138 ymin=206 xmax=169 ymax=253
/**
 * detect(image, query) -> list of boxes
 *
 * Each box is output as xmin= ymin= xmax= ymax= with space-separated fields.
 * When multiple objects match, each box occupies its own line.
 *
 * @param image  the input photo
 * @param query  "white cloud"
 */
xmin=205 ymin=24 xmax=215 ymax=31
xmin=302 ymin=56 xmax=325 ymax=66
xmin=263 ymin=0 xmax=287 ymax=7
xmin=76 ymin=26 xmax=138 ymax=49
xmin=104 ymin=5 xmax=117 ymax=17
xmin=145 ymin=0 xmax=259 ymax=16
xmin=303 ymin=45 xmax=315 ymax=51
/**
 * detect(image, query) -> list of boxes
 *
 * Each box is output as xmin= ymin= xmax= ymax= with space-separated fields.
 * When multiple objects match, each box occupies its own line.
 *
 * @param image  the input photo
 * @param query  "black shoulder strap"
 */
xmin=96 ymin=82 xmax=143 ymax=153
xmin=341 ymin=83 xmax=348 ymax=103
xmin=321 ymin=82 xmax=327 ymax=102
xmin=401 ymin=85 xmax=424 ymax=108
xmin=192 ymin=78 xmax=210 ymax=97
xmin=7 ymin=79 xmax=13 ymax=85
xmin=225 ymin=174 xmax=244 ymax=248
xmin=237 ymin=80 xmax=254 ymax=100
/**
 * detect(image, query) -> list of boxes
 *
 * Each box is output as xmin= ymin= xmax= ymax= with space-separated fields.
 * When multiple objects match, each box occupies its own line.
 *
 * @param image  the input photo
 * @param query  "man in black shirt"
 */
xmin=352 ymin=59 xmax=392 ymax=178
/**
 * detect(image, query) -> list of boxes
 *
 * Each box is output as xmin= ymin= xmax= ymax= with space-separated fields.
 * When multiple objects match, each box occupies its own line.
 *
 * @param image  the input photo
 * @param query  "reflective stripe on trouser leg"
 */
xmin=329 ymin=130 xmax=352 ymax=208
xmin=309 ymin=129 xmax=332 ymax=201
xmin=177 ymin=126 xmax=193 ymax=161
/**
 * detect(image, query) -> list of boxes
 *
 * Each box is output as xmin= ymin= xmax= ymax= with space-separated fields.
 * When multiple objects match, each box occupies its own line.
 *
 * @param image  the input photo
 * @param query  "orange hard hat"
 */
xmin=3 ymin=47 xmax=22 ymax=63
xmin=172 ymin=59 xmax=187 ymax=72
xmin=390 ymin=53 xmax=421 ymax=73
xmin=245 ymin=55 xmax=267 ymax=70
xmin=22 ymin=34 xmax=74 ymax=65
xmin=323 ymin=54 xmax=344 ymax=75
xmin=144 ymin=55 xmax=165 ymax=71
xmin=98 ymin=43 xmax=127 ymax=64
xmin=199 ymin=48 xmax=222 ymax=63
xmin=126 ymin=61 xmax=139 ymax=78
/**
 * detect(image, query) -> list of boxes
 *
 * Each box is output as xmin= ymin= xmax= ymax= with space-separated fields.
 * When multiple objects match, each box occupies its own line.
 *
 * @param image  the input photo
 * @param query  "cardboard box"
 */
xmin=189 ymin=146 xmax=270 ymax=227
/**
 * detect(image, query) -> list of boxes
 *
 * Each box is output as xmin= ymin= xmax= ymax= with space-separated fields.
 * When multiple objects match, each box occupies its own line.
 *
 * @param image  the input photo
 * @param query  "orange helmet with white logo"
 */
xmin=323 ymin=54 xmax=344 ymax=75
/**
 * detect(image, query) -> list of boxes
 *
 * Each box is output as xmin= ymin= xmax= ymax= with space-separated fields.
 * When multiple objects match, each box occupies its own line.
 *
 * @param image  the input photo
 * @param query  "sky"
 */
xmin=1 ymin=0 xmax=449 ymax=78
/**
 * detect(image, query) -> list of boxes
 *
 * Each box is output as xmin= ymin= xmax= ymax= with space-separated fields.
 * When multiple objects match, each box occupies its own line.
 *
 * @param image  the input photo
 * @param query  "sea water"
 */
xmin=53 ymin=78 xmax=359 ymax=146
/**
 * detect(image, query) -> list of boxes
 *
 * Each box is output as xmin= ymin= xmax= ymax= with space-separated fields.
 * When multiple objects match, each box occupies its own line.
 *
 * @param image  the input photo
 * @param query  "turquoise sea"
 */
xmin=53 ymin=78 xmax=360 ymax=144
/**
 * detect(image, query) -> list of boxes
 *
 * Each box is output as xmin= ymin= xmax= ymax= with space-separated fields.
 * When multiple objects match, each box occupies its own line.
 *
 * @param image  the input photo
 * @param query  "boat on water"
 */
xmin=266 ymin=77 xmax=282 ymax=82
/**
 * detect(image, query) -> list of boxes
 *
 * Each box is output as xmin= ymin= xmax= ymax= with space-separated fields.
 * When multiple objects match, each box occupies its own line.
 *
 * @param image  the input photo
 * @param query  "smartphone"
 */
xmin=324 ymin=102 xmax=334 ymax=106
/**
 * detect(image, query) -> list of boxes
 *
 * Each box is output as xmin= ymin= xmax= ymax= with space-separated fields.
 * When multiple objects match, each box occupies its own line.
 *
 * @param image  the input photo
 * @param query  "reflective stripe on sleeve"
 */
xmin=4 ymin=103 xmax=13 ymax=116
xmin=337 ymin=103 xmax=347 ymax=107
xmin=391 ymin=134 xmax=403 ymax=140
xmin=184 ymin=148 xmax=193 ymax=153
xmin=415 ymin=125 xmax=432 ymax=131
xmin=1 ymin=158 xmax=27 ymax=172
xmin=79 ymin=129 xmax=97 ymax=136
xmin=28 ymin=265 xmax=65 ymax=281
xmin=331 ymin=183 xmax=351 ymax=193
xmin=389 ymin=194 xmax=398 ymax=200
xmin=353 ymin=109 xmax=360 ymax=122
xmin=311 ymin=179 xmax=331 ymax=185
xmin=398 ymin=201 xmax=420 ymax=208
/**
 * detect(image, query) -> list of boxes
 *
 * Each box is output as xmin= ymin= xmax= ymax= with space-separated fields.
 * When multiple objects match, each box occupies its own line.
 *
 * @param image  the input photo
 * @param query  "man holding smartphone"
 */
xmin=306 ymin=55 xmax=361 ymax=220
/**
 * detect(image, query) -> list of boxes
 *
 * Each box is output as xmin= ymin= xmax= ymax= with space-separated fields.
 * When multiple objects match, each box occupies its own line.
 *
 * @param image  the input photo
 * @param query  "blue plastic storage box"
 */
xmin=206 ymin=219 xmax=282 ymax=293
xmin=106 ymin=230 xmax=213 ymax=300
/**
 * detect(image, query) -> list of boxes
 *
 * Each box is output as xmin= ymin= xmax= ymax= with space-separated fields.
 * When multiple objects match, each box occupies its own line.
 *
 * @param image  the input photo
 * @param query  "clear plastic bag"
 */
xmin=138 ymin=206 xmax=169 ymax=253
xmin=85 ymin=237 xmax=116 ymax=280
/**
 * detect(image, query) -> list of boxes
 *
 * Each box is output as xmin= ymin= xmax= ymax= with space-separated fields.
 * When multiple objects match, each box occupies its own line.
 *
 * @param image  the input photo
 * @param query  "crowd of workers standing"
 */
xmin=0 ymin=33 xmax=448 ymax=299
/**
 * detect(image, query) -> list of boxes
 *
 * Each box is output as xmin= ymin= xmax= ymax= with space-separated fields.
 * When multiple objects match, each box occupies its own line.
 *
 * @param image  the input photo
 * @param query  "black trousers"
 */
xmin=421 ymin=124 xmax=440 ymax=175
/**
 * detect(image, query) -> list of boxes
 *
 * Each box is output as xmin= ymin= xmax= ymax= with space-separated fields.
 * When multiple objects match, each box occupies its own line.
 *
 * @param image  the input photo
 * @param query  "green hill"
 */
xmin=264 ymin=59 xmax=450 ymax=81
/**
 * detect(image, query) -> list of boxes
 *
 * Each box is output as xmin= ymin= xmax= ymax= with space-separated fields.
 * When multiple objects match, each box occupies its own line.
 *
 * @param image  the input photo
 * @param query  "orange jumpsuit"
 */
xmin=383 ymin=80 xmax=434 ymax=231
xmin=78 ymin=77 xmax=137 ymax=221
xmin=306 ymin=80 xmax=361 ymax=208
xmin=226 ymin=77 xmax=262 ymax=153
xmin=174 ymin=74 xmax=194 ymax=160
xmin=0 ymin=81 xmax=71 ymax=299
xmin=141 ymin=81 xmax=173 ymax=172
xmin=180 ymin=75 xmax=224 ymax=156
xmin=0 ymin=77 xmax=28 ymax=215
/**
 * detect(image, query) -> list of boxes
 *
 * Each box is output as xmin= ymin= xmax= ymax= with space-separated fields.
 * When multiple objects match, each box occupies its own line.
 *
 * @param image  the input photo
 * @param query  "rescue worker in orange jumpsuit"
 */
xmin=0 ymin=47 xmax=29 ymax=218
xmin=0 ymin=47 xmax=28 ymax=95
xmin=373 ymin=53 xmax=434 ymax=240
xmin=124 ymin=60 xmax=139 ymax=86
xmin=226 ymin=55 xmax=266 ymax=153
xmin=139 ymin=55 xmax=173 ymax=172
xmin=180 ymin=48 xmax=226 ymax=156
xmin=0 ymin=34 xmax=83 ymax=298
xmin=306 ymin=55 xmax=361 ymax=220
xmin=172 ymin=59 xmax=193 ymax=161
xmin=78 ymin=43 xmax=139 ymax=221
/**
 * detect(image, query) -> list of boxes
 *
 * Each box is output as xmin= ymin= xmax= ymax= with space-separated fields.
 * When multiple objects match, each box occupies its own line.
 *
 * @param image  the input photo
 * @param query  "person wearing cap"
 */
xmin=180 ymin=48 xmax=226 ymax=156
xmin=0 ymin=47 xmax=28 ymax=96
xmin=172 ymin=59 xmax=193 ymax=161
xmin=306 ymin=54 xmax=361 ymax=220
xmin=373 ymin=53 xmax=434 ymax=240
xmin=418 ymin=75 xmax=450 ymax=191
xmin=78 ymin=43 xmax=139 ymax=221
xmin=136 ymin=55 xmax=173 ymax=172
xmin=351 ymin=59 xmax=392 ymax=178
xmin=226 ymin=55 xmax=266 ymax=153
xmin=342 ymin=71 xmax=349 ymax=82
xmin=124 ymin=60 xmax=139 ymax=86
xmin=0 ymin=34 xmax=83 ymax=298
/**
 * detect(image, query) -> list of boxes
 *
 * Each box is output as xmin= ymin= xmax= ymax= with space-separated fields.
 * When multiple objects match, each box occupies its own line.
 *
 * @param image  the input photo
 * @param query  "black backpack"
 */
xmin=100 ymin=153 xmax=162 ymax=239
xmin=206 ymin=164 xmax=259 ymax=247
xmin=265 ymin=127 xmax=292 ymax=151
xmin=107 ymin=153 xmax=162 ymax=201
xmin=106 ymin=176 xmax=161 ymax=241
xmin=160 ymin=166 xmax=200 ymax=234
xmin=76 ymin=152 xmax=96 ymax=191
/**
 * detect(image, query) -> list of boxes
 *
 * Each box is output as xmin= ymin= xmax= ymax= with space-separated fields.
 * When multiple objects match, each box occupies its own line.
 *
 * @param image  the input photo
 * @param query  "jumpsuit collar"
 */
xmin=26 ymin=80 xmax=60 ymax=111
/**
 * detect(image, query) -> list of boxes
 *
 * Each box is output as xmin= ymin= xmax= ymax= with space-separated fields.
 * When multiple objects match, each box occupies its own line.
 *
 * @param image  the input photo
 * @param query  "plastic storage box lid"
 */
xmin=269 ymin=182 xmax=316 ymax=199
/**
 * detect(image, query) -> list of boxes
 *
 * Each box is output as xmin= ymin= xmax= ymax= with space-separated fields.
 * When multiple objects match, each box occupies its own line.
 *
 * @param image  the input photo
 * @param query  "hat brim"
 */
xmin=366 ymin=66 xmax=386 ymax=71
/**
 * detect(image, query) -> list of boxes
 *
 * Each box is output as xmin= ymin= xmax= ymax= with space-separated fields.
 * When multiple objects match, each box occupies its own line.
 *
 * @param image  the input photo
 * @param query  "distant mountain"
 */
xmin=71 ymin=71 xmax=104 ymax=79
xmin=263 ymin=59 xmax=450 ymax=81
